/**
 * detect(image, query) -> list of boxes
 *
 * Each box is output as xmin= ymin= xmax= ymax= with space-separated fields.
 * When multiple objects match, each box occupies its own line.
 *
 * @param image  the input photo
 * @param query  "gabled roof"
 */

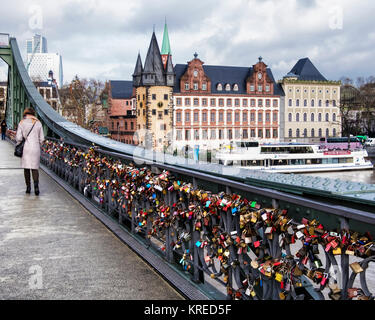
xmin=288 ymin=58 xmax=327 ymax=81
xmin=110 ymin=80 xmax=133 ymax=99
xmin=173 ymin=64 xmax=284 ymax=96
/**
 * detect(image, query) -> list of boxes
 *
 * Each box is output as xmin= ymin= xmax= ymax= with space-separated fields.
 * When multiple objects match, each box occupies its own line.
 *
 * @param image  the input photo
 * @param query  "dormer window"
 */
xmin=225 ymin=84 xmax=231 ymax=91
xmin=265 ymin=85 xmax=270 ymax=92
xmin=193 ymin=83 xmax=198 ymax=90
xmin=250 ymin=84 xmax=255 ymax=92
xmin=202 ymin=83 xmax=207 ymax=91
xmin=185 ymin=83 xmax=189 ymax=90
xmin=233 ymin=84 xmax=239 ymax=91
xmin=217 ymin=83 xmax=223 ymax=91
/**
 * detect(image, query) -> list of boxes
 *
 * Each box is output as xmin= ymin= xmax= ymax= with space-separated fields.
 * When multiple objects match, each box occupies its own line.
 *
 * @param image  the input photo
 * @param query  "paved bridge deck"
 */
xmin=0 ymin=140 xmax=182 ymax=300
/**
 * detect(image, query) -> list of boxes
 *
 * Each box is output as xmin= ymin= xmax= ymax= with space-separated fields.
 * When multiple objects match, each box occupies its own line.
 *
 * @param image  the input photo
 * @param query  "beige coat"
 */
xmin=16 ymin=115 xmax=45 ymax=169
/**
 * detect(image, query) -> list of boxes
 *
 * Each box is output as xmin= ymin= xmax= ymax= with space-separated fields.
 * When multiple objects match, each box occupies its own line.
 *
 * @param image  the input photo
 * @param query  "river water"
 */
xmin=303 ymin=169 xmax=375 ymax=184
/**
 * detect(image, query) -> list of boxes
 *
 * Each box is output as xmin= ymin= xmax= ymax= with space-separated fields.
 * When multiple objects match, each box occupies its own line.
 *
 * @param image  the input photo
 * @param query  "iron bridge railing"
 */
xmin=40 ymin=138 xmax=375 ymax=301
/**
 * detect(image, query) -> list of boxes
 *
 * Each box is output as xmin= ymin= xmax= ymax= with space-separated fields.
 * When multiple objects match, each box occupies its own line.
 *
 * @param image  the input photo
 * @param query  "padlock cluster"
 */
xmin=41 ymin=140 xmax=375 ymax=300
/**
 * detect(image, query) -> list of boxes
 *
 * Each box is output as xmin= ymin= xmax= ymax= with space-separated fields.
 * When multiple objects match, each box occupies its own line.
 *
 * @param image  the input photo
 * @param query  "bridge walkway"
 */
xmin=0 ymin=139 xmax=182 ymax=300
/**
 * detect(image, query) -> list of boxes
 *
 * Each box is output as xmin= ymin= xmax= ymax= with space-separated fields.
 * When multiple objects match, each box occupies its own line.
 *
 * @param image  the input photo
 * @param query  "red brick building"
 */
xmin=106 ymin=80 xmax=137 ymax=144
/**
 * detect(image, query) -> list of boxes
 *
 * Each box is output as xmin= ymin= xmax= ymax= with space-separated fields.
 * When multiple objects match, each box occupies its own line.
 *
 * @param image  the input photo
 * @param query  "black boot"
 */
xmin=34 ymin=182 xmax=40 ymax=196
xmin=26 ymin=185 xmax=31 ymax=194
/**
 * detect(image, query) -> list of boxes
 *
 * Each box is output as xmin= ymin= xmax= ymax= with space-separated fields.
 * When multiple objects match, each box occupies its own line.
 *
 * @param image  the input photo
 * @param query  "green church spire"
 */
xmin=161 ymin=20 xmax=171 ymax=55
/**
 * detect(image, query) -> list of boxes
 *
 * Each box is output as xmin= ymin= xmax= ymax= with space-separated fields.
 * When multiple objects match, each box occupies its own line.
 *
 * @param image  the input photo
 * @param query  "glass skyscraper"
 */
xmin=26 ymin=34 xmax=47 ymax=54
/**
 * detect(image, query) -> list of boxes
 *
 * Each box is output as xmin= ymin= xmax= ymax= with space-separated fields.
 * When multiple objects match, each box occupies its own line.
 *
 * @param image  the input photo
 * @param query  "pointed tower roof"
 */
xmin=289 ymin=57 xmax=327 ymax=81
xmin=161 ymin=21 xmax=172 ymax=55
xmin=133 ymin=52 xmax=143 ymax=76
xmin=166 ymin=54 xmax=174 ymax=74
xmin=143 ymin=31 xmax=165 ymax=85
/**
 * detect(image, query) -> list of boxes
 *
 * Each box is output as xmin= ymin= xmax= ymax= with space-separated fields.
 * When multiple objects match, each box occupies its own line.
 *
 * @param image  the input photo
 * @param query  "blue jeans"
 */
xmin=1 ymin=132 xmax=5 ymax=140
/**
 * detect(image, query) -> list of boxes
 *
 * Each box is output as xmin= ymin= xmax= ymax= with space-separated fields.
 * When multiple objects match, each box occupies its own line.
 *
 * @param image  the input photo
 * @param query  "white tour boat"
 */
xmin=215 ymin=142 xmax=373 ymax=173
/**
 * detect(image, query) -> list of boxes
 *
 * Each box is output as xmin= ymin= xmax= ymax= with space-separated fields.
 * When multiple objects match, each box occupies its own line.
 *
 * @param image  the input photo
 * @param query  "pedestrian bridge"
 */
xmin=1 ymin=34 xmax=375 ymax=300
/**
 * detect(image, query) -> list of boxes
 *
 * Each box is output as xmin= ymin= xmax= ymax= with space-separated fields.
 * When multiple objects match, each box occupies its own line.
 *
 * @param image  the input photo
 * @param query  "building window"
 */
xmin=296 ymin=113 xmax=300 ymax=122
xmin=235 ymin=99 xmax=240 ymax=106
xmin=303 ymin=128 xmax=307 ymax=137
xmin=304 ymin=99 xmax=307 ymax=107
xmin=185 ymin=98 xmax=191 ymax=106
xmin=311 ymin=113 xmax=315 ymax=122
xmin=258 ymin=129 xmax=263 ymax=138
xmin=289 ymin=129 xmax=293 ymax=137
xmin=258 ymin=112 xmax=263 ymax=123
xmin=152 ymin=94 xmax=156 ymax=100
xmin=326 ymin=128 xmax=329 ymax=137
xmin=217 ymin=83 xmax=223 ymax=91
xmin=202 ymin=129 xmax=208 ymax=140
xmin=193 ymin=83 xmax=198 ymax=90
xmin=235 ymin=129 xmax=240 ymax=139
xmin=311 ymin=128 xmax=315 ymax=137
xmin=333 ymin=128 xmax=336 ymax=137
xmin=319 ymin=128 xmax=322 ymax=137
xmin=219 ymin=129 xmax=224 ymax=139
xmin=318 ymin=100 xmax=322 ymax=107
xmin=228 ymin=129 xmax=233 ymax=139
xmin=202 ymin=83 xmax=207 ymax=91
xmin=273 ymin=112 xmax=278 ymax=122
xmin=243 ymin=112 xmax=248 ymax=123
xmin=185 ymin=111 xmax=190 ymax=122
xmin=311 ymin=99 xmax=315 ymax=107
xmin=194 ymin=129 xmax=199 ymax=140
xmin=296 ymin=129 xmax=300 ymax=138
xmin=219 ymin=99 xmax=224 ymax=106
xmin=227 ymin=99 xmax=232 ymax=107
xmin=193 ymin=111 xmax=199 ymax=123
xmin=296 ymin=99 xmax=300 ymax=107
xmin=265 ymin=129 xmax=271 ymax=138
xmin=160 ymin=124 xmax=167 ymax=131
xmin=164 ymin=109 xmax=168 ymax=115
xmin=325 ymin=113 xmax=329 ymax=122
xmin=164 ymin=94 xmax=168 ymax=100
xmin=210 ymin=129 xmax=216 ymax=139
xmin=219 ymin=112 xmax=224 ymax=122
xmin=194 ymin=98 xmax=199 ymax=106
xmin=225 ymin=84 xmax=231 ymax=91
xmin=303 ymin=113 xmax=307 ymax=122
xmin=258 ymin=100 xmax=263 ymax=107
xmin=202 ymin=112 xmax=207 ymax=122
xmin=332 ymin=113 xmax=336 ymax=122
xmin=333 ymin=100 xmax=336 ymax=107
xmin=326 ymin=100 xmax=329 ymax=107
xmin=265 ymin=85 xmax=270 ymax=92
xmin=185 ymin=83 xmax=189 ymax=90
xmin=243 ymin=129 xmax=248 ymax=139
xmin=202 ymin=98 xmax=207 ymax=106
xmin=227 ymin=112 xmax=232 ymax=123
xmin=176 ymin=130 xmax=182 ymax=141
xmin=250 ymin=112 xmax=255 ymax=122
xmin=273 ymin=100 xmax=278 ymax=107
xmin=210 ymin=98 xmax=216 ymax=106
xmin=158 ymin=111 xmax=163 ymax=119
xmin=185 ymin=130 xmax=191 ymax=140
xmin=273 ymin=129 xmax=278 ymax=138
xmin=243 ymin=99 xmax=248 ymax=107
xmin=210 ymin=112 xmax=216 ymax=123
xmin=251 ymin=129 xmax=256 ymax=138
xmin=125 ymin=122 xmax=128 ymax=130
xmin=258 ymin=85 xmax=262 ymax=92
xmin=288 ymin=99 xmax=292 ymax=107
xmin=266 ymin=99 xmax=270 ymax=107
xmin=152 ymin=109 xmax=156 ymax=115
xmin=288 ymin=113 xmax=292 ymax=122
xmin=235 ymin=112 xmax=240 ymax=122
xmin=251 ymin=99 xmax=255 ymax=107
xmin=176 ymin=98 xmax=182 ymax=106
xmin=233 ymin=84 xmax=239 ymax=91
xmin=250 ymin=84 xmax=255 ymax=92
xmin=266 ymin=113 xmax=270 ymax=122
xmin=318 ymin=113 xmax=322 ymax=122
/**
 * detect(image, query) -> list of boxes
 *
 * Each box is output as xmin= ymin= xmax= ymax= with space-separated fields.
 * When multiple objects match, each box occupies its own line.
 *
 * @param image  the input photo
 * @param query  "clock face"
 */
xmin=258 ymin=72 xmax=262 ymax=80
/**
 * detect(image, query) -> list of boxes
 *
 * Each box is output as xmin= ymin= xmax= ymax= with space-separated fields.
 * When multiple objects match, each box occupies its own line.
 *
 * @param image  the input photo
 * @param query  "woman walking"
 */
xmin=16 ymin=108 xmax=45 ymax=195
xmin=1 ymin=119 xmax=6 ymax=140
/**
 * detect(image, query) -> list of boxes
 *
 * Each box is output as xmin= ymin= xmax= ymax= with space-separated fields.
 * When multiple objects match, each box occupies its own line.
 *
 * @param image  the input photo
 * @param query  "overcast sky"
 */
xmin=1 ymin=0 xmax=375 ymax=85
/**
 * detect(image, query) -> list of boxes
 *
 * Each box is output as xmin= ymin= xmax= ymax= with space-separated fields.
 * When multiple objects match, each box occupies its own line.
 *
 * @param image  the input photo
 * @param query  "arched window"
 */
xmin=319 ymin=128 xmax=322 ymax=137
xmin=304 ymin=99 xmax=307 ymax=107
xmin=311 ymin=128 xmax=315 ymax=137
xmin=233 ymin=84 xmax=239 ymax=91
xmin=303 ymin=128 xmax=307 ymax=137
xmin=288 ymin=113 xmax=292 ymax=122
xmin=332 ymin=113 xmax=336 ymax=122
xmin=303 ymin=113 xmax=307 ymax=122
xmin=326 ymin=100 xmax=329 ymax=107
xmin=217 ymin=83 xmax=223 ymax=91
xmin=325 ymin=113 xmax=329 ymax=122
xmin=311 ymin=113 xmax=315 ymax=122
xmin=318 ymin=113 xmax=322 ymax=122
xmin=318 ymin=100 xmax=322 ymax=107
xmin=225 ymin=84 xmax=231 ymax=91
xmin=296 ymin=99 xmax=300 ymax=107
xmin=311 ymin=99 xmax=315 ymax=107
xmin=296 ymin=113 xmax=300 ymax=122
xmin=289 ymin=129 xmax=293 ymax=137
xmin=333 ymin=128 xmax=336 ymax=137
xmin=333 ymin=100 xmax=336 ymax=107
xmin=326 ymin=128 xmax=329 ymax=137
xmin=296 ymin=129 xmax=300 ymax=138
